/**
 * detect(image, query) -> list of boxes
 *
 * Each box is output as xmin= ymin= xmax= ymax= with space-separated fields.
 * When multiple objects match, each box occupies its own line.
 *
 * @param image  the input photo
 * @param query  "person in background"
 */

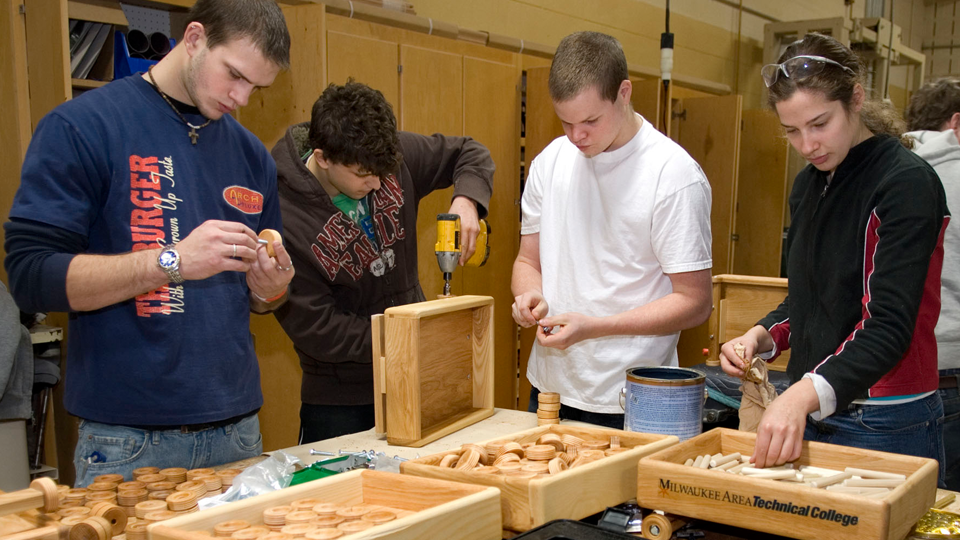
xmin=720 ymin=33 xmax=947 ymax=484
xmin=4 ymin=0 xmax=293 ymax=485
xmin=510 ymin=31 xmax=713 ymax=428
xmin=271 ymin=81 xmax=494 ymax=444
xmin=905 ymin=77 xmax=960 ymax=491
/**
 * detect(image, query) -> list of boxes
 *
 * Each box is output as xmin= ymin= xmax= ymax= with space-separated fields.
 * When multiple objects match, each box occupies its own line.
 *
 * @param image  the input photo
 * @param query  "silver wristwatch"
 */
xmin=157 ymin=245 xmax=185 ymax=284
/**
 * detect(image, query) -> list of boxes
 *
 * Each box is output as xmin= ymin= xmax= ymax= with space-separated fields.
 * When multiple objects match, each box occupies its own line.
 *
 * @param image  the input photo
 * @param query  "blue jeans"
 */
xmin=804 ymin=391 xmax=945 ymax=487
xmin=528 ymin=387 xmax=624 ymax=430
xmin=73 ymin=413 xmax=263 ymax=487
xmin=939 ymin=368 xmax=960 ymax=491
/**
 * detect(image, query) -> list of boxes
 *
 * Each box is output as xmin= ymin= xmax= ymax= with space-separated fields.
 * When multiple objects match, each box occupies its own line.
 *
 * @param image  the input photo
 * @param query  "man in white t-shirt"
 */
xmin=511 ymin=31 xmax=713 ymax=428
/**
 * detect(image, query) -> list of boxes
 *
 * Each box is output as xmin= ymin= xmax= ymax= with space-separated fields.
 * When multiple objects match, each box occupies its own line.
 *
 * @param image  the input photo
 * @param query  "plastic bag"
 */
xmin=198 ymin=451 xmax=302 ymax=510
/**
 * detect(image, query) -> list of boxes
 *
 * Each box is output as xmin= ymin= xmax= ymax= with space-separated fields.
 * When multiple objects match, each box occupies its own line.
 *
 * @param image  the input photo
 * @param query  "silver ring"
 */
xmin=232 ymin=244 xmax=237 ymax=257
xmin=277 ymin=263 xmax=293 ymax=272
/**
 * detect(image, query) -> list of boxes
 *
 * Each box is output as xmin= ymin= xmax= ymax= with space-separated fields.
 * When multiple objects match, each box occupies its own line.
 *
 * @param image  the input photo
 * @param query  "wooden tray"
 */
xmin=401 ymin=424 xmax=677 ymax=532
xmin=636 ymin=428 xmax=938 ymax=540
xmin=372 ymin=295 xmax=495 ymax=447
xmin=148 ymin=470 xmax=502 ymax=540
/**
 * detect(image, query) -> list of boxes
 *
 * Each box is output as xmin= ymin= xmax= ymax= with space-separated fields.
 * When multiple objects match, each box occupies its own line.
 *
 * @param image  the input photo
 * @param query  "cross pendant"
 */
xmin=189 ymin=128 xmax=199 ymax=145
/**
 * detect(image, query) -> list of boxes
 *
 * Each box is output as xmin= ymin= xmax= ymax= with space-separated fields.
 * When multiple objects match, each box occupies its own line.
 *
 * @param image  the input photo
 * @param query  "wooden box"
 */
xmin=636 ymin=428 xmax=938 ymax=540
xmin=372 ymin=295 xmax=495 ymax=447
xmin=148 ymin=470 xmax=502 ymax=540
xmin=707 ymin=274 xmax=791 ymax=371
xmin=400 ymin=424 xmax=677 ymax=532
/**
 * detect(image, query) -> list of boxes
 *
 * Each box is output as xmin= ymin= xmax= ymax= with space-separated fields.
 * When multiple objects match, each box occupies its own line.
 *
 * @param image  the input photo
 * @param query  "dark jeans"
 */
xmin=939 ymin=368 xmax=960 ymax=491
xmin=804 ymin=391 xmax=946 ymax=488
xmin=299 ymin=403 xmax=375 ymax=445
xmin=528 ymin=387 xmax=624 ymax=429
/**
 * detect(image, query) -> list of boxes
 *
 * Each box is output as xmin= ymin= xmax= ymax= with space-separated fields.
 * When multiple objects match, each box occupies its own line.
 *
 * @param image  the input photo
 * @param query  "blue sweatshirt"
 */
xmin=5 ymin=74 xmax=281 ymax=425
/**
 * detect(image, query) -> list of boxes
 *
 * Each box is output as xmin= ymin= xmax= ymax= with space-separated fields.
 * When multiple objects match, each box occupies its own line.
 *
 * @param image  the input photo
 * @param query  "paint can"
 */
xmin=620 ymin=366 xmax=705 ymax=441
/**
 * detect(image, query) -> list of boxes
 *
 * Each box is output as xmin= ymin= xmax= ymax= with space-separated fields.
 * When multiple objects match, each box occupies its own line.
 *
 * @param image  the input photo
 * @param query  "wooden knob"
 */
xmin=91 ymin=504 xmax=127 ymax=535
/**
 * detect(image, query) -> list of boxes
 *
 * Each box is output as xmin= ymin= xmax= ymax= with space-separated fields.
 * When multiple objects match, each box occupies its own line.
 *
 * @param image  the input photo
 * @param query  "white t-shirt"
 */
xmin=522 ymin=115 xmax=713 ymax=413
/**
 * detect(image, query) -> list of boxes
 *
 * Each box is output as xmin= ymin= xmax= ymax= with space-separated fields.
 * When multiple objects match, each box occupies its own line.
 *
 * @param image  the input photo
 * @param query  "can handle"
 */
xmin=619 ymin=387 xmax=626 ymax=411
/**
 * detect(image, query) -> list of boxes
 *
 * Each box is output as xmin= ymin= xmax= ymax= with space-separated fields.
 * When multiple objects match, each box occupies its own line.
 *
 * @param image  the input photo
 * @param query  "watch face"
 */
xmin=159 ymin=249 xmax=178 ymax=269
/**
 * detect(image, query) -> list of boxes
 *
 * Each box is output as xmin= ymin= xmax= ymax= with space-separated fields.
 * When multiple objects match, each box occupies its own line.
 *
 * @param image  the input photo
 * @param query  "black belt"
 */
xmin=941 ymin=376 xmax=959 ymax=390
xmin=126 ymin=409 xmax=259 ymax=434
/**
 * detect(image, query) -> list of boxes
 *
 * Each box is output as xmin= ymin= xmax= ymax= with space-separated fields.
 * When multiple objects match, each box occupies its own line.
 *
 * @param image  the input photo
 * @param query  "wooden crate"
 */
xmin=706 ymin=274 xmax=791 ymax=371
xmin=371 ymin=295 xmax=495 ymax=447
xmin=636 ymin=428 xmax=939 ymax=540
xmin=148 ymin=470 xmax=502 ymax=540
xmin=400 ymin=424 xmax=677 ymax=532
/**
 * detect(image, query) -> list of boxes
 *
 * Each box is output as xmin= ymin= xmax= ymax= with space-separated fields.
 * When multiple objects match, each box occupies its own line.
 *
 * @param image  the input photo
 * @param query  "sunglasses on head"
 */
xmin=761 ymin=55 xmax=856 ymax=88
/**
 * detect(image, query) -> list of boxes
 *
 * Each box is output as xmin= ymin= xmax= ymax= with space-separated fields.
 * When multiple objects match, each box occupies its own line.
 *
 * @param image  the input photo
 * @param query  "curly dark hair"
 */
xmin=308 ymin=81 xmax=402 ymax=178
xmin=905 ymin=77 xmax=960 ymax=132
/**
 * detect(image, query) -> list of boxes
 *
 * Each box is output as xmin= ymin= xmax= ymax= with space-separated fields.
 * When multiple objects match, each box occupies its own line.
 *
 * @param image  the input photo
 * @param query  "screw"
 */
xmin=309 ymin=449 xmax=335 ymax=456
xmin=650 ymin=525 xmax=661 ymax=535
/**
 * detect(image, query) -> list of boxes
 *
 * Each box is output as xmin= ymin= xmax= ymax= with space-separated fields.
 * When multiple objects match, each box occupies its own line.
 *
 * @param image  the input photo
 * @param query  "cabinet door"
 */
xmin=399 ymin=44 xmax=464 ymax=299
xmin=2 ymin=0 xmax=31 ymax=286
xmin=675 ymin=94 xmax=742 ymax=366
xmin=326 ymin=31 xmax=399 ymax=111
xmin=735 ymin=109 xmax=789 ymax=277
xmin=631 ymin=78 xmax=662 ymax=132
xmin=463 ymin=56 xmax=521 ymax=408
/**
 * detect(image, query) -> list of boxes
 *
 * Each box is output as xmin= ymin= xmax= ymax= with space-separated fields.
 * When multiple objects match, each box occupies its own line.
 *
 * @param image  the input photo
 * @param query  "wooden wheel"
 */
xmin=641 ymin=512 xmax=687 ymax=540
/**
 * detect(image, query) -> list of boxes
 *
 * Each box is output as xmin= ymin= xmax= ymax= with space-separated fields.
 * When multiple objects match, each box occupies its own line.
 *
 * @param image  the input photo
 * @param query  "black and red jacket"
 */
xmin=759 ymin=134 xmax=949 ymax=411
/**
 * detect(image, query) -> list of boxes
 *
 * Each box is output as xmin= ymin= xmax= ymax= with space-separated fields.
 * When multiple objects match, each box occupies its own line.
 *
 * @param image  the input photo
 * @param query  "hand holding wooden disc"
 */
xmin=258 ymin=229 xmax=282 ymax=258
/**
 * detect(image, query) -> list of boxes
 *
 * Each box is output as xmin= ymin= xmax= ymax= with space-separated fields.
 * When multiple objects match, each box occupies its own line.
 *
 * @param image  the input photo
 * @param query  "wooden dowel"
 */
xmin=844 ymin=478 xmax=905 ymax=488
xmin=843 ymin=467 xmax=906 ymax=480
xmin=810 ymin=471 xmax=853 ymax=489
xmin=935 ymin=493 xmax=956 ymax=509
xmin=710 ymin=453 xmax=741 ymax=468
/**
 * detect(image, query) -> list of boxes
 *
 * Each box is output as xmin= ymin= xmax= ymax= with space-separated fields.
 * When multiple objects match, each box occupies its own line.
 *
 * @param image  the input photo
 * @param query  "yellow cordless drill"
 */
xmin=435 ymin=213 xmax=490 ymax=297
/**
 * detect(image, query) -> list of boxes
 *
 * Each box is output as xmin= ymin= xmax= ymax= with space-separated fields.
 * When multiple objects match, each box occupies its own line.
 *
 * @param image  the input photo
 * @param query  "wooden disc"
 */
xmin=175 ymin=481 xmax=207 ymax=497
xmin=560 ymin=434 xmax=585 ymax=448
xmin=92 ymin=504 xmax=127 ymax=535
xmin=260 ymin=534 xmax=293 ymax=540
xmin=258 ymin=229 xmax=282 ymax=257
xmin=135 ymin=475 xmax=166 ymax=485
xmin=495 ymin=442 xmax=524 ymax=460
xmin=548 ymin=457 xmax=568 ymax=474
xmin=361 ymin=510 xmax=396 ymax=525
xmin=93 ymin=475 xmax=124 ymax=485
xmin=86 ymin=492 xmax=118 ymax=505
xmin=145 ymin=481 xmax=176 ymax=492
xmin=334 ymin=506 xmax=370 ymax=521
xmin=31 ymin=477 xmax=60 ymax=513
xmin=521 ymin=462 xmax=549 ymax=474
xmin=215 ymin=469 xmax=241 ymax=486
xmin=59 ymin=507 xmax=92 ymax=518
xmin=87 ymin=483 xmax=118 ymax=493
xmin=135 ymin=500 xmax=167 ymax=519
xmin=309 ymin=516 xmax=344 ymax=528
xmin=158 ymin=468 xmax=187 ymax=484
xmin=61 ymin=516 xmax=87 ymax=526
xmin=460 ymin=444 xmax=487 ymax=465
xmin=524 ymin=445 xmax=557 ymax=461
xmin=213 ymin=520 xmax=251 ymax=537
xmin=186 ymin=468 xmax=215 ymax=481
xmin=438 ymin=454 xmax=458 ymax=468
xmin=304 ymin=530 xmax=342 ymax=540
xmin=116 ymin=482 xmax=145 ymax=492
xmin=538 ymin=392 xmax=560 ymax=404
xmin=455 ymin=449 xmax=481 ymax=470
xmin=537 ymin=402 xmax=561 ymax=412
xmin=336 ymin=521 xmax=372 ymax=533
xmin=143 ymin=510 xmax=177 ymax=523
xmin=69 ymin=516 xmax=111 ymax=540
xmin=278 ymin=523 xmax=313 ymax=537
xmin=283 ymin=511 xmax=317 ymax=524
xmin=309 ymin=503 xmax=340 ymax=516
xmin=166 ymin=491 xmax=198 ymax=512
xmin=582 ymin=439 xmax=610 ymax=450
xmin=148 ymin=491 xmax=172 ymax=501
xmin=472 ymin=466 xmax=500 ymax=475
xmin=124 ymin=522 xmax=148 ymax=540
xmin=289 ymin=498 xmax=322 ymax=511
xmin=262 ymin=505 xmax=291 ymax=525
xmin=641 ymin=513 xmax=684 ymax=540
xmin=493 ymin=452 xmax=520 ymax=466
xmin=231 ymin=526 xmax=270 ymax=540
xmin=131 ymin=468 xmax=159 ymax=479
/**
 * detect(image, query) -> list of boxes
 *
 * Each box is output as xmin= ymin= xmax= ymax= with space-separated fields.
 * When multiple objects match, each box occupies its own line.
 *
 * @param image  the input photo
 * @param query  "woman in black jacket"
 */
xmin=720 ymin=33 xmax=947 ymax=482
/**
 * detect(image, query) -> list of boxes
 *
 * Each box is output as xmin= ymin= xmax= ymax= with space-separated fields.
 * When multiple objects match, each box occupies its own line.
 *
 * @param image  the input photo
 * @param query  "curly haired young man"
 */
xmin=271 ymin=81 xmax=495 ymax=443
